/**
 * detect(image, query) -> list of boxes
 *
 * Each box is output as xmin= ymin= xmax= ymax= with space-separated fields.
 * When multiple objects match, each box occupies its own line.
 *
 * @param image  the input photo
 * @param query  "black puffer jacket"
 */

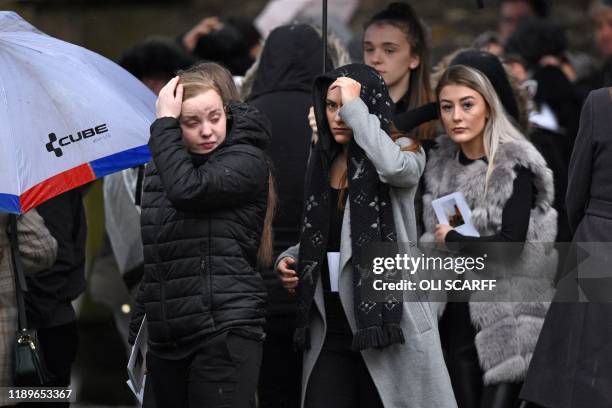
xmin=129 ymin=102 xmax=271 ymax=357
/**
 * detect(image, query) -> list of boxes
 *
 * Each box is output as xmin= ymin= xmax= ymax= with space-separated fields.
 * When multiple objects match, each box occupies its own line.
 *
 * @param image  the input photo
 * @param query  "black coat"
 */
xmin=129 ymin=102 xmax=271 ymax=356
xmin=576 ymin=60 xmax=612 ymax=102
xmin=25 ymin=188 xmax=87 ymax=328
xmin=521 ymin=88 xmax=612 ymax=408
xmin=529 ymin=126 xmax=572 ymax=243
xmin=248 ymin=24 xmax=332 ymax=328
xmin=529 ymin=65 xmax=582 ymax=243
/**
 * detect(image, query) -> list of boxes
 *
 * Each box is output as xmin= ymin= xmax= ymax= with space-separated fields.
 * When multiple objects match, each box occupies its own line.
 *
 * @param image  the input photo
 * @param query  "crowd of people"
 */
xmin=1 ymin=0 xmax=612 ymax=407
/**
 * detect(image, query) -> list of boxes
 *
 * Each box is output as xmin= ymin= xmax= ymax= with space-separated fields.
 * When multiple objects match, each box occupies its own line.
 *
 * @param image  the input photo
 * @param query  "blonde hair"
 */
xmin=178 ymin=62 xmax=240 ymax=104
xmin=435 ymin=65 xmax=527 ymax=194
xmin=432 ymin=48 xmax=530 ymax=133
xmin=178 ymin=62 xmax=277 ymax=266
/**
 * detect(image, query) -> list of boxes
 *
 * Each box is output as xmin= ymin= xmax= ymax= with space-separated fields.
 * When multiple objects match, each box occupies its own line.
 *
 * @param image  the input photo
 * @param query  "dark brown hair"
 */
xmin=365 ymin=2 xmax=435 ymax=141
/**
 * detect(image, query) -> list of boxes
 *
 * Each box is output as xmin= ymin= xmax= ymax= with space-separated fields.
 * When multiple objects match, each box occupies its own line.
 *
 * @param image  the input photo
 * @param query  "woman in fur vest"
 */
xmin=420 ymin=65 xmax=557 ymax=408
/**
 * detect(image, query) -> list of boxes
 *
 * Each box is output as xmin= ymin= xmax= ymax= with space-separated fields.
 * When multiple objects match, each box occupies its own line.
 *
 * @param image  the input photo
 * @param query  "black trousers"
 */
xmin=146 ymin=330 xmax=263 ymax=408
xmin=305 ymin=334 xmax=383 ymax=408
xmin=20 ymin=321 xmax=79 ymax=408
xmin=258 ymin=326 xmax=301 ymax=408
xmin=440 ymin=303 xmax=522 ymax=408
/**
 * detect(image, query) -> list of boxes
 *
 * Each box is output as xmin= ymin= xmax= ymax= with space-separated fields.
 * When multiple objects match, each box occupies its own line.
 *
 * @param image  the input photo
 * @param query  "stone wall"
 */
xmin=4 ymin=0 xmax=599 ymax=65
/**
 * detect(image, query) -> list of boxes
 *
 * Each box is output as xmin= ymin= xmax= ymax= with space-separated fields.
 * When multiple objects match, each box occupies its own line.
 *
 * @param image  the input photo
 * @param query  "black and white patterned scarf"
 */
xmin=294 ymin=64 xmax=404 ymax=351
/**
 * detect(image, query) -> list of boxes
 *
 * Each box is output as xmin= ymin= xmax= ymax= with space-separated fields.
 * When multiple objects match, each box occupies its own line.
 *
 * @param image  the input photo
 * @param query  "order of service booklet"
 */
xmin=127 ymin=315 xmax=147 ymax=404
xmin=431 ymin=192 xmax=480 ymax=237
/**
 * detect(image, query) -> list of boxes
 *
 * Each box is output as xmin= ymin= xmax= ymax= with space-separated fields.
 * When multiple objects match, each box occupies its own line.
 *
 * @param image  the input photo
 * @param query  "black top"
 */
xmin=25 ymin=188 xmax=87 ymax=329
xmin=249 ymin=24 xmax=332 ymax=100
xmin=446 ymin=150 xmax=534 ymax=254
xmin=321 ymin=188 xmax=352 ymax=337
xmin=248 ymin=25 xmax=330 ymax=327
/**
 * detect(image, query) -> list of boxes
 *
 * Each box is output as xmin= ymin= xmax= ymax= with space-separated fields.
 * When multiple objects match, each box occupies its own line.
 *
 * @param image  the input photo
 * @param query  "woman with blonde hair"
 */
xmin=421 ymin=65 xmax=557 ymax=408
xmin=129 ymin=62 xmax=274 ymax=408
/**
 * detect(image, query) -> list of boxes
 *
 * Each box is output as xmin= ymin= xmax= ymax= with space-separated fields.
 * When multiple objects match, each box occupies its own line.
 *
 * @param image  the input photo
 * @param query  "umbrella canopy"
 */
xmin=0 ymin=11 xmax=155 ymax=214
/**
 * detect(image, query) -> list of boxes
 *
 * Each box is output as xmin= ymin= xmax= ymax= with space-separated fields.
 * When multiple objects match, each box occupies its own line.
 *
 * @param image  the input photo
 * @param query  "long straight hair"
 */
xmin=178 ymin=62 xmax=277 ymax=266
xmin=365 ymin=2 xmax=435 ymax=141
xmin=435 ymin=65 xmax=527 ymax=194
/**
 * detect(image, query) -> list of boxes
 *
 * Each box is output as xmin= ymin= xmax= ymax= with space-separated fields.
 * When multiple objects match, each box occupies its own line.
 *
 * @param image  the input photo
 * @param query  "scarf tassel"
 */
xmin=351 ymin=325 xmax=406 ymax=351
xmin=351 ymin=326 xmax=388 ymax=351
xmin=384 ymin=323 xmax=406 ymax=345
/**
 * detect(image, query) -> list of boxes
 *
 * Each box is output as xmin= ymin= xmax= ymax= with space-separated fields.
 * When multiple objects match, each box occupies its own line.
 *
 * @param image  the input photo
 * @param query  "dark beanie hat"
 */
xmin=504 ymin=17 xmax=566 ymax=69
xmin=450 ymin=50 xmax=520 ymax=124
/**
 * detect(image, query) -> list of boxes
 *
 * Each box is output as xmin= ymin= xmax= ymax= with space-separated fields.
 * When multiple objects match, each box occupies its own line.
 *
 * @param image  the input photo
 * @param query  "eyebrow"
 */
xmin=440 ymin=96 xmax=476 ymax=103
xmin=363 ymin=41 xmax=399 ymax=47
xmin=182 ymin=109 xmax=222 ymax=118
xmin=325 ymin=99 xmax=338 ymax=104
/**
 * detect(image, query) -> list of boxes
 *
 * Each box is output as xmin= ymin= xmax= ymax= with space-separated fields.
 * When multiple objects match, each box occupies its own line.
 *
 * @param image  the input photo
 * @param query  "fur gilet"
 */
xmin=421 ymin=134 xmax=558 ymax=385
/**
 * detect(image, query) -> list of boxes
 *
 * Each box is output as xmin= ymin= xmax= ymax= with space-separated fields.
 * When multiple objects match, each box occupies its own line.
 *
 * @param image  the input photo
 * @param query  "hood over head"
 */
xmin=250 ymin=24 xmax=333 ymax=99
xmin=312 ymin=63 xmax=394 ymax=160
xmin=450 ymin=50 xmax=520 ymax=125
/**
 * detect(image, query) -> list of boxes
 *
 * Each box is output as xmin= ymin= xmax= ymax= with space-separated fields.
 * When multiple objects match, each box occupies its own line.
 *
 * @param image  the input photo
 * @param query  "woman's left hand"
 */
xmin=435 ymin=224 xmax=454 ymax=244
xmin=330 ymin=77 xmax=361 ymax=105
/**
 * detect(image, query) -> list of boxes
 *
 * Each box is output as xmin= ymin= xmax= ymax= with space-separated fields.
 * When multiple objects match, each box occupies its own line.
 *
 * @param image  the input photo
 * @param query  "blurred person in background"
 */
xmin=361 ymin=2 xmax=437 ymax=239
xmin=22 ymin=189 xmax=88 ymax=408
xmin=362 ymin=2 xmax=436 ymax=141
xmin=505 ymin=17 xmax=581 ymax=244
xmin=0 ymin=209 xmax=57 ymax=407
xmin=498 ymin=0 xmax=549 ymax=42
xmin=180 ymin=16 xmax=261 ymax=76
xmin=577 ymin=0 xmax=612 ymax=97
xmin=119 ymin=36 xmax=197 ymax=95
xmin=243 ymin=23 xmax=336 ymax=408
xmin=472 ymin=31 xmax=504 ymax=57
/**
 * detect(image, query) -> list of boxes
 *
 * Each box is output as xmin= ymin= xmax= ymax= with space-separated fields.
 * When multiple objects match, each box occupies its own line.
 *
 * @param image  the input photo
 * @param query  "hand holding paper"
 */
xmin=431 ymin=192 xmax=480 ymax=238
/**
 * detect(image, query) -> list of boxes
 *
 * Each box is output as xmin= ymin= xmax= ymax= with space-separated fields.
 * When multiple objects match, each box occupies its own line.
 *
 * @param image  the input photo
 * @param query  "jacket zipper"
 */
xmin=153 ymin=198 xmax=169 ymax=338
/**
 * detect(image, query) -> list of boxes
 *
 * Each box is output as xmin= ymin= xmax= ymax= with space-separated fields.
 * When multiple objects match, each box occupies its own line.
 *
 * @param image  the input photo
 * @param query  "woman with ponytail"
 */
xmin=129 ymin=62 xmax=275 ymax=408
xmin=276 ymin=63 xmax=456 ymax=408
xmin=363 ymin=2 xmax=436 ymax=141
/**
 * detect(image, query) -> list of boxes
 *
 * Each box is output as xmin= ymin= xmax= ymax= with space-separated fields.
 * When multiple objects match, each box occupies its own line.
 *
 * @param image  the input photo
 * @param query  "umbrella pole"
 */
xmin=322 ymin=0 xmax=327 ymax=73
